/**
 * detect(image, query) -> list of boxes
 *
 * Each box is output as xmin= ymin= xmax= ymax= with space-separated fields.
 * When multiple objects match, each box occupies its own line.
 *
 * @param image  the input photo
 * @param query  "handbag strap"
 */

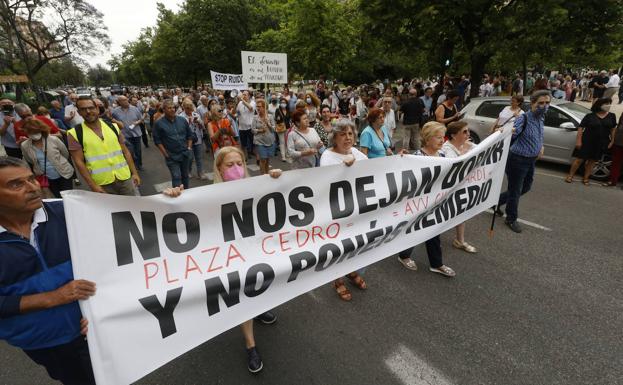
xmin=43 ymin=136 xmax=47 ymax=177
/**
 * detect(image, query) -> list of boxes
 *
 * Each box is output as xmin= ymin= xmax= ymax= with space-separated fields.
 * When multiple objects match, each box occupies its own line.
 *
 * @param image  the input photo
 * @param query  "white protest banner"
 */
xmin=210 ymin=70 xmax=248 ymax=91
xmin=63 ymin=130 xmax=510 ymax=385
xmin=241 ymin=50 xmax=287 ymax=83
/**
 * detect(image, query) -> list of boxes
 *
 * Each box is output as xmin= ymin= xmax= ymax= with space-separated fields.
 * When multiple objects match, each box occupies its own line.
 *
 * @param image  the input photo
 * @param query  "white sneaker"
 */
xmin=200 ymin=173 xmax=209 ymax=180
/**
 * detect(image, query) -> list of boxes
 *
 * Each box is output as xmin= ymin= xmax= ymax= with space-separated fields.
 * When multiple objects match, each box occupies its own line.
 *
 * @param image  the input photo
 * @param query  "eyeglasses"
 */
xmin=78 ymin=106 xmax=97 ymax=112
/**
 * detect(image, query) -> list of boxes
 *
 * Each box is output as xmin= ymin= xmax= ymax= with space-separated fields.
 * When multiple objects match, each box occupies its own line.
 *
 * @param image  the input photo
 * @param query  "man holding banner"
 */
xmin=0 ymin=156 xmax=96 ymax=385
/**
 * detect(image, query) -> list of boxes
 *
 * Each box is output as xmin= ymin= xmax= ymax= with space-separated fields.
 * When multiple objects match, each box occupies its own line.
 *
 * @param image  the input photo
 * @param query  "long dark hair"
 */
xmin=591 ymin=97 xmax=612 ymax=113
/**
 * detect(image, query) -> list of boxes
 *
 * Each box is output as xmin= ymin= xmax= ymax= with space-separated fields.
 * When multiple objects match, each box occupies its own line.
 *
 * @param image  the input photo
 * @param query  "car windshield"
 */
xmin=558 ymin=102 xmax=590 ymax=119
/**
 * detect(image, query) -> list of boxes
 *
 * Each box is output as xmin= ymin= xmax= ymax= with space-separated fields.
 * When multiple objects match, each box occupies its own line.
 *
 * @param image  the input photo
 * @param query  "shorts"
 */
xmin=256 ymin=143 xmax=275 ymax=159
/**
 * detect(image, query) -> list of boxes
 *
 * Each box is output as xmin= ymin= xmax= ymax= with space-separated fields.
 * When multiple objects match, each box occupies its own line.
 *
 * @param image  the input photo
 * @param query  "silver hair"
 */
xmin=328 ymin=118 xmax=356 ymax=147
xmin=530 ymin=90 xmax=551 ymax=103
xmin=14 ymin=103 xmax=30 ymax=114
xmin=0 ymin=156 xmax=29 ymax=169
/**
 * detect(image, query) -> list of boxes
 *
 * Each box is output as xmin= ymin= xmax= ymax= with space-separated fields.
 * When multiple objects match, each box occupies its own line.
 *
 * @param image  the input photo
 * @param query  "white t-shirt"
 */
xmin=441 ymin=140 xmax=475 ymax=158
xmin=606 ymin=74 xmax=620 ymax=88
xmin=236 ymin=100 xmax=256 ymax=130
xmin=497 ymin=106 xmax=524 ymax=132
xmin=384 ymin=109 xmax=396 ymax=134
xmin=320 ymin=147 xmax=368 ymax=166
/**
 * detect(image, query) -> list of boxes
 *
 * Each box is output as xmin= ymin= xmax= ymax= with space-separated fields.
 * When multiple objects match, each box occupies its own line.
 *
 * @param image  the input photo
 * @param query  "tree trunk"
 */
xmin=469 ymin=53 xmax=489 ymax=98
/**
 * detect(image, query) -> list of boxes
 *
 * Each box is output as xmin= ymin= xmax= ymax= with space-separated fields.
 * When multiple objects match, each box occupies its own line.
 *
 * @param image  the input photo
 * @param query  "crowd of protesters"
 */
xmin=1 ymin=67 xmax=622 ymax=383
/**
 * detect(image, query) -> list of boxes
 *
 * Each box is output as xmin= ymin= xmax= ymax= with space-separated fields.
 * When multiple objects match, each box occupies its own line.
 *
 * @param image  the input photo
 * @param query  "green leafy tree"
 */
xmin=0 ymin=0 xmax=110 ymax=99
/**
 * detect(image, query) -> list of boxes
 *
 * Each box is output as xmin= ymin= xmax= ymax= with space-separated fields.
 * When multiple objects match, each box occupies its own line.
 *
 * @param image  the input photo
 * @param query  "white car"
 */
xmin=461 ymin=97 xmax=611 ymax=180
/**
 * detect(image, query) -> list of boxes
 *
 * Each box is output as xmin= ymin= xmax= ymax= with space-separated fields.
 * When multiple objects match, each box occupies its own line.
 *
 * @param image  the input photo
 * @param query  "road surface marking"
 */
xmin=385 ymin=344 xmax=454 ymax=385
xmin=483 ymin=210 xmax=552 ymax=231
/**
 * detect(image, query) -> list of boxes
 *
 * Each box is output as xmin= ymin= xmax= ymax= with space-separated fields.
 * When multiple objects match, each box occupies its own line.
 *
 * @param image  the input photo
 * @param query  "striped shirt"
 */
xmin=511 ymin=110 xmax=544 ymax=158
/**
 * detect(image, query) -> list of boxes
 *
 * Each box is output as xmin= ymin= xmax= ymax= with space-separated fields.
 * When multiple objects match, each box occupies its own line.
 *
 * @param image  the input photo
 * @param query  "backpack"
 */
xmin=74 ymin=118 xmax=119 ymax=148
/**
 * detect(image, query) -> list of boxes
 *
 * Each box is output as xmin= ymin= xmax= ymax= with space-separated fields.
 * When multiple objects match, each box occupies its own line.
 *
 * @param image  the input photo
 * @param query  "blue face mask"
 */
xmin=535 ymin=104 xmax=549 ymax=114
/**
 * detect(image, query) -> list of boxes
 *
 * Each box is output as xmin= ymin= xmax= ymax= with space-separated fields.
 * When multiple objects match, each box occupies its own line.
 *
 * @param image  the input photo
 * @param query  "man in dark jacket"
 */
xmin=0 ymin=156 xmax=96 ymax=385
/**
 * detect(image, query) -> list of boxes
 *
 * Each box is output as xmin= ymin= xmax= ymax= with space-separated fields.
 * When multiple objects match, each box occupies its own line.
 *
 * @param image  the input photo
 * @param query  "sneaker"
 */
xmin=254 ymin=311 xmax=277 ymax=325
xmin=505 ymin=220 xmax=522 ymax=233
xmin=398 ymin=257 xmax=418 ymax=271
xmin=429 ymin=265 xmax=456 ymax=277
xmin=246 ymin=347 xmax=263 ymax=373
xmin=200 ymin=173 xmax=209 ymax=181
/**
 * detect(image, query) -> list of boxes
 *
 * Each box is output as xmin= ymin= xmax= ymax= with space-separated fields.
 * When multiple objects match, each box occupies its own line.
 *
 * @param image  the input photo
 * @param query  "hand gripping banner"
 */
xmin=62 ymin=130 xmax=510 ymax=384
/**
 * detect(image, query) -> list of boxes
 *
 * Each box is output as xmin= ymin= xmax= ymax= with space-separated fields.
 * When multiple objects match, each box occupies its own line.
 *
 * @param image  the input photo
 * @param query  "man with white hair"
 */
xmin=604 ymin=69 xmax=620 ymax=100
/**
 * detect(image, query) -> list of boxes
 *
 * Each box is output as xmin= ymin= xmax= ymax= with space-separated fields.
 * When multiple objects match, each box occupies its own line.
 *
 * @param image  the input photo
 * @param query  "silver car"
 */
xmin=461 ymin=97 xmax=611 ymax=180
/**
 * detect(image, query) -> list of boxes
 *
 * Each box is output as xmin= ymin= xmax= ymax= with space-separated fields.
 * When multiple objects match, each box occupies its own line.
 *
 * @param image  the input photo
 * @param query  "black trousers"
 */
xmin=4 ymin=146 xmax=22 ymax=158
xmin=48 ymin=177 xmax=73 ymax=198
xmin=398 ymin=235 xmax=443 ymax=268
xmin=24 ymin=336 xmax=96 ymax=385
xmin=139 ymin=123 xmax=149 ymax=147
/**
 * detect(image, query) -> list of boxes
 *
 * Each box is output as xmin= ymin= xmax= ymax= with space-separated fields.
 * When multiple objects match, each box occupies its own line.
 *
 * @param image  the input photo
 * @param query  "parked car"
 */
xmin=461 ymin=97 xmax=611 ymax=180
xmin=75 ymin=87 xmax=92 ymax=98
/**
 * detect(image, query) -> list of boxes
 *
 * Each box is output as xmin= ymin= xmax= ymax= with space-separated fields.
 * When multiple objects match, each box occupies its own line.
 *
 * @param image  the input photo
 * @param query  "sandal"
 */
xmin=452 ymin=239 xmax=477 ymax=253
xmin=564 ymin=175 xmax=573 ymax=183
xmin=347 ymin=272 xmax=367 ymax=290
xmin=429 ymin=265 xmax=456 ymax=278
xmin=582 ymin=179 xmax=590 ymax=186
xmin=333 ymin=279 xmax=352 ymax=301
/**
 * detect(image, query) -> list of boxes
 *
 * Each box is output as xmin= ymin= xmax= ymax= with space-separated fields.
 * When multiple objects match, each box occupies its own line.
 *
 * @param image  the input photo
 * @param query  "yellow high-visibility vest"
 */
xmin=67 ymin=120 xmax=131 ymax=185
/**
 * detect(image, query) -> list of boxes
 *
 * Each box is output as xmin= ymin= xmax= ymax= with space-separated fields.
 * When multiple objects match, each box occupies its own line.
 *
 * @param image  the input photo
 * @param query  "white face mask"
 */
xmin=601 ymin=104 xmax=611 ymax=112
xmin=29 ymin=133 xmax=42 ymax=141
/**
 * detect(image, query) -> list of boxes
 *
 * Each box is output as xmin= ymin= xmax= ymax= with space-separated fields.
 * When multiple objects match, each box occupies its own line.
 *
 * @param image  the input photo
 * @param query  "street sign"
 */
xmin=241 ymin=51 xmax=287 ymax=84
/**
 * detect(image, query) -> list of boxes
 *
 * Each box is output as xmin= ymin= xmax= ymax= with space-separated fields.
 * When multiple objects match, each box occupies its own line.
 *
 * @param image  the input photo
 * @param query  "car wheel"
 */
xmin=469 ymin=131 xmax=481 ymax=144
xmin=590 ymin=153 xmax=612 ymax=181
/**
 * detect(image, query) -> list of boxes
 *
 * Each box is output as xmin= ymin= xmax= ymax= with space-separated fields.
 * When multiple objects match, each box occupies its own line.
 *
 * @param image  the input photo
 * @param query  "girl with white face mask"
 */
xmin=566 ymin=97 xmax=617 ymax=185
xmin=163 ymin=146 xmax=281 ymax=374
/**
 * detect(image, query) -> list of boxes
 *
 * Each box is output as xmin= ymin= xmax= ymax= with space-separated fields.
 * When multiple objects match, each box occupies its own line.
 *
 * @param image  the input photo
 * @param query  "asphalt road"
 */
xmin=1 ymin=119 xmax=622 ymax=385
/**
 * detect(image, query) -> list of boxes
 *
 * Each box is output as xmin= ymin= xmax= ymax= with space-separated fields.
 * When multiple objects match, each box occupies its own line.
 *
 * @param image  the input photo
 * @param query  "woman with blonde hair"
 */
xmin=251 ymin=99 xmax=276 ymax=174
xmin=305 ymin=90 xmax=321 ymax=125
xmin=397 ymin=121 xmax=456 ymax=277
xmin=442 ymin=120 xmax=477 ymax=253
xmin=164 ymin=146 xmax=281 ymax=373
xmin=207 ymin=103 xmax=237 ymax=158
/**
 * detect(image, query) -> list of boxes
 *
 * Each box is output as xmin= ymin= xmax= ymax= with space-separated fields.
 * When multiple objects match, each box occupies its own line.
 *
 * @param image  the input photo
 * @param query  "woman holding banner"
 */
xmin=164 ymin=146 xmax=282 ymax=374
xmin=397 ymin=121 xmax=456 ymax=277
xmin=319 ymin=119 xmax=369 ymax=301
xmin=441 ymin=121 xmax=477 ymax=253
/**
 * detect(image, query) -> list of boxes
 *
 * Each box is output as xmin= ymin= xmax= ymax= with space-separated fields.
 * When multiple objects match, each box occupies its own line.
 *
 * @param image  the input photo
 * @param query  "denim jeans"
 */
xmin=189 ymin=143 xmax=204 ymax=176
xmin=398 ymin=235 xmax=443 ymax=268
xmin=497 ymin=152 xmax=537 ymax=223
xmin=165 ymin=153 xmax=191 ymax=188
xmin=126 ymin=136 xmax=143 ymax=169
